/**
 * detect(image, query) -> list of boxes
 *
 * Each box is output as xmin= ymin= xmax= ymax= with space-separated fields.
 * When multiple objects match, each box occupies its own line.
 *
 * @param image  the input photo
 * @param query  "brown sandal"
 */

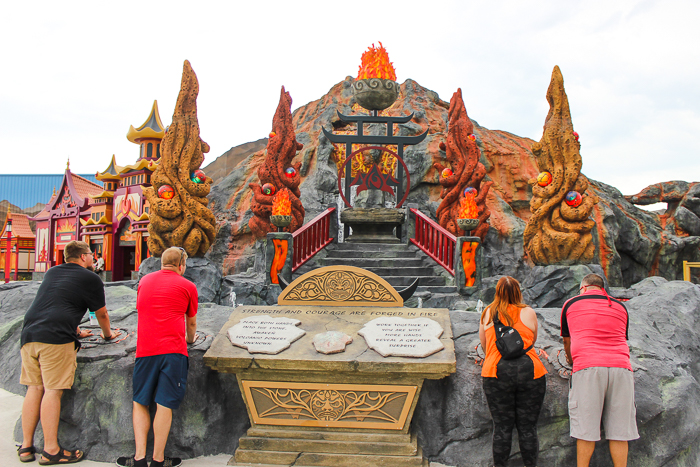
xmin=17 ymin=445 xmax=36 ymax=462
xmin=38 ymin=447 xmax=84 ymax=465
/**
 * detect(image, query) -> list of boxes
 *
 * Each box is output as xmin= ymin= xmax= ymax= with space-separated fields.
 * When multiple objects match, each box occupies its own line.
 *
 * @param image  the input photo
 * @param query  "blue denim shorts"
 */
xmin=133 ymin=353 xmax=188 ymax=410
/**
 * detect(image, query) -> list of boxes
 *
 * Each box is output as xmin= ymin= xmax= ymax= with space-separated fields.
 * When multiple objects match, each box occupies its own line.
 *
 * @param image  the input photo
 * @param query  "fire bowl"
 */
xmin=457 ymin=218 xmax=479 ymax=233
xmin=270 ymin=215 xmax=292 ymax=229
xmin=352 ymin=78 xmax=400 ymax=111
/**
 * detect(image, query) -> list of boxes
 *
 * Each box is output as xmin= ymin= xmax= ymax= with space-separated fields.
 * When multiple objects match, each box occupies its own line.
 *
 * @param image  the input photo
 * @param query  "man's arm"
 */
xmin=563 ymin=337 xmax=573 ymax=366
xmin=186 ymin=315 xmax=197 ymax=344
xmin=94 ymin=306 xmax=114 ymax=340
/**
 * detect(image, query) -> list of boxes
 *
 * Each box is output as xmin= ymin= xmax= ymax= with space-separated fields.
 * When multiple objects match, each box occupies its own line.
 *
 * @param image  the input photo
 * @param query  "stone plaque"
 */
xmin=358 ymin=317 xmax=445 ymax=358
xmin=227 ymin=315 xmax=305 ymax=355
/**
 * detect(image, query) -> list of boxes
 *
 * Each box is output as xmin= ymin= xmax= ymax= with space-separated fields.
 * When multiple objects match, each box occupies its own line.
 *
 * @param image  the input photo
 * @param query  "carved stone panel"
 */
xmin=241 ymin=380 xmax=417 ymax=430
xmin=227 ymin=315 xmax=305 ymax=354
xmin=358 ymin=317 xmax=445 ymax=358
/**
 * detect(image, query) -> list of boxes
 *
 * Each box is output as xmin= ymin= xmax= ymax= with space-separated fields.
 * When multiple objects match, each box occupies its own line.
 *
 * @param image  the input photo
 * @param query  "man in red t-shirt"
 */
xmin=561 ymin=273 xmax=639 ymax=467
xmin=117 ymin=247 xmax=198 ymax=467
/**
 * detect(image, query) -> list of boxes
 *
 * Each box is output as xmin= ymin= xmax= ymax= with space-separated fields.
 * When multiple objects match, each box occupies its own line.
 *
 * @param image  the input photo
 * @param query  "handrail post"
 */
xmin=454 ymin=235 xmax=482 ymax=295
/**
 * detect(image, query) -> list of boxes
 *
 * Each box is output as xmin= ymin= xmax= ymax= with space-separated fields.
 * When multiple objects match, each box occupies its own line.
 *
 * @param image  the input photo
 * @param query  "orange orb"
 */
xmin=537 ymin=171 xmax=552 ymax=187
xmin=442 ymin=168 xmax=453 ymax=178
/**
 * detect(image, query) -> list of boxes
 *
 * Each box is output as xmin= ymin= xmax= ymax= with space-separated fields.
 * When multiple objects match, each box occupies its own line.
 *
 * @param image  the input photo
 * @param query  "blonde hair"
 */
xmin=481 ymin=276 xmax=526 ymax=326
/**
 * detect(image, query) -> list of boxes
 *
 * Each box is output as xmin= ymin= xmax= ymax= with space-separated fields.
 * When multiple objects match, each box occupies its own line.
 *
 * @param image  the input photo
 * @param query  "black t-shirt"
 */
xmin=21 ymin=263 xmax=106 ymax=349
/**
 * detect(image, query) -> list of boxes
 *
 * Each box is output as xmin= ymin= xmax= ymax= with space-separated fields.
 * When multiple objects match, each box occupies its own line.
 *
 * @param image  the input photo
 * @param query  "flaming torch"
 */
xmin=456 ymin=190 xmax=479 ymax=234
xmin=353 ymin=42 xmax=399 ymax=112
xmin=270 ymin=188 xmax=292 ymax=232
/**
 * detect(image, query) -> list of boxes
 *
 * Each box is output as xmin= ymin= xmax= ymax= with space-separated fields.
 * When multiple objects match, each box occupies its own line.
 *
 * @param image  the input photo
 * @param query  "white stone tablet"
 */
xmin=227 ymin=315 xmax=305 ymax=355
xmin=358 ymin=317 xmax=444 ymax=358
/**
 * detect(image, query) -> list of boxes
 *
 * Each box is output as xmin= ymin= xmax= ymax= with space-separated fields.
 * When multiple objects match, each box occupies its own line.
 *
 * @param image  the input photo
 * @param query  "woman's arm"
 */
xmin=520 ymin=307 xmax=538 ymax=343
xmin=478 ymin=308 xmax=490 ymax=349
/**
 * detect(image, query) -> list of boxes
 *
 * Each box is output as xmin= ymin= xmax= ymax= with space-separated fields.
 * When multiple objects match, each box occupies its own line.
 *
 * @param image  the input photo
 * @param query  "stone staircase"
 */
xmin=293 ymin=242 xmax=470 ymax=310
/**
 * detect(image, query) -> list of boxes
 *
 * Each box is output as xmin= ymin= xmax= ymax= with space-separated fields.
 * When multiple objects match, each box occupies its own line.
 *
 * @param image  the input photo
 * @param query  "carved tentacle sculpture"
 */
xmin=143 ymin=60 xmax=216 ymax=257
xmin=249 ymin=87 xmax=305 ymax=238
xmin=523 ymin=66 xmax=599 ymax=264
xmin=434 ymin=88 xmax=492 ymax=239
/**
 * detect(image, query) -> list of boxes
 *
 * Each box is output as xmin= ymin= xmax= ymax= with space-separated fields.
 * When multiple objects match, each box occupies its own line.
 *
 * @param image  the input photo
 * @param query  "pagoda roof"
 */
xmin=119 ymin=158 xmax=159 ymax=174
xmin=127 ymin=100 xmax=165 ymax=143
xmin=89 ymin=191 xmax=115 ymax=200
xmin=96 ymin=155 xmax=124 ymax=181
xmin=1 ymin=212 xmax=35 ymax=239
xmin=42 ymin=170 xmax=103 ymax=215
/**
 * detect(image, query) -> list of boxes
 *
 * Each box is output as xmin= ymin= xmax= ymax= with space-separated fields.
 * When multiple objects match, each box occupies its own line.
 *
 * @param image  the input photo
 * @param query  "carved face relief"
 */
xmin=310 ymin=390 xmax=345 ymax=421
xmin=325 ymin=271 xmax=354 ymax=301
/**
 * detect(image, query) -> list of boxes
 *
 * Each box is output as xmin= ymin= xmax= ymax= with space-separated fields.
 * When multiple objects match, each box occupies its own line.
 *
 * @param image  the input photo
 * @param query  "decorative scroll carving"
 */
xmin=242 ymin=380 xmax=417 ymax=430
xmin=249 ymin=87 xmax=305 ymax=238
xmin=143 ymin=60 xmax=216 ymax=257
xmin=523 ymin=66 xmax=599 ymax=265
xmin=434 ymin=89 xmax=492 ymax=240
xmin=278 ymin=265 xmax=403 ymax=307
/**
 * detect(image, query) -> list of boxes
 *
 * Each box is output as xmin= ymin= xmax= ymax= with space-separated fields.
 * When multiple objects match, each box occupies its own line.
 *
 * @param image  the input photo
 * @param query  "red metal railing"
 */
xmin=292 ymin=207 xmax=336 ymax=271
xmin=409 ymin=208 xmax=456 ymax=276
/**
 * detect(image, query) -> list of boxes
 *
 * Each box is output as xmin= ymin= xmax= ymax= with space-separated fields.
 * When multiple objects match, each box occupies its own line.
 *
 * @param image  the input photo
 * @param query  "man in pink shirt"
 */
xmin=561 ymin=273 xmax=639 ymax=467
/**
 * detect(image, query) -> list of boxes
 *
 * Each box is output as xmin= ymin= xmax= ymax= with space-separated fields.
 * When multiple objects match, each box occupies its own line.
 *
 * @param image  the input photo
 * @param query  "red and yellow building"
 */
xmin=1 ymin=213 xmax=36 ymax=280
xmin=33 ymin=101 xmax=164 ymax=281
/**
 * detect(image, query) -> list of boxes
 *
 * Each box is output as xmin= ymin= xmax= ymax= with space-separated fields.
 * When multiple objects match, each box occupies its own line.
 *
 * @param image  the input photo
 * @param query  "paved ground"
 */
xmin=0 ymin=389 xmax=451 ymax=466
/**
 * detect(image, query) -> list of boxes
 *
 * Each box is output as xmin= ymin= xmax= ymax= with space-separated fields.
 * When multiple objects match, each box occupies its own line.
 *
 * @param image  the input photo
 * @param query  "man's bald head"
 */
xmin=162 ymin=247 xmax=187 ymax=269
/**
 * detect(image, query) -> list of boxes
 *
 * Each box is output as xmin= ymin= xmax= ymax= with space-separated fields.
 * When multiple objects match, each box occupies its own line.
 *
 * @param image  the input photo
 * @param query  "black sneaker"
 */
xmin=150 ymin=457 xmax=182 ymax=467
xmin=116 ymin=457 xmax=148 ymax=467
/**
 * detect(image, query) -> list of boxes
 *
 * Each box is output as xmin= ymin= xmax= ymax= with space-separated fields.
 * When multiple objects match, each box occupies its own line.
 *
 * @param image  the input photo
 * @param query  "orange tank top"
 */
xmin=481 ymin=305 xmax=547 ymax=379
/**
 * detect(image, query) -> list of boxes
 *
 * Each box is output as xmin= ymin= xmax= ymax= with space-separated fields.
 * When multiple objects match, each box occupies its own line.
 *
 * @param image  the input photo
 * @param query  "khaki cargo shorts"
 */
xmin=568 ymin=366 xmax=640 ymax=441
xmin=20 ymin=342 xmax=78 ymax=390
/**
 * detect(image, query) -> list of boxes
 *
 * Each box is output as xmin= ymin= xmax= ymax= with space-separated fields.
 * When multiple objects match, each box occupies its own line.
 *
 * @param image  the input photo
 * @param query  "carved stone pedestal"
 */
xmin=204 ymin=266 xmax=455 ymax=467
xmin=340 ymin=208 xmax=404 ymax=243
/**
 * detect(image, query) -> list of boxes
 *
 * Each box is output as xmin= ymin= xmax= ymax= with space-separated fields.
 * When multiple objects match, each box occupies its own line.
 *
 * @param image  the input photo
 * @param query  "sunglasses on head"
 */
xmin=174 ymin=247 xmax=186 ymax=265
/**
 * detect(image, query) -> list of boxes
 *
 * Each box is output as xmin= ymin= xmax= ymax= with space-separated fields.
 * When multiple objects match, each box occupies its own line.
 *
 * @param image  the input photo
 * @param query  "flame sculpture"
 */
xmin=434 ymin=89 xmax=492 ymax=239
xmin=458 ymin=193 xmax=479 ymax=219
xmin=249 ymin=87 xmax=304 ymax=238
xmin=143 ymin=60 xmax=216 ymax=257
xmin=272 ymin=188 xmax=292 ymax=216
xmin=523 ymin=66 xmax=599 ymax=265
xmin=357 ymin=42 xmax=396 ymax=80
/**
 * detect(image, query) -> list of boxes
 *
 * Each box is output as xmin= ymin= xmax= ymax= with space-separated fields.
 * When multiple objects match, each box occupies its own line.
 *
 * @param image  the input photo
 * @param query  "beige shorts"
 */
xmin=569 ymin=366 xmax=639 ymax=441
xmin=20 ymin=342 xmax=78 ymax=390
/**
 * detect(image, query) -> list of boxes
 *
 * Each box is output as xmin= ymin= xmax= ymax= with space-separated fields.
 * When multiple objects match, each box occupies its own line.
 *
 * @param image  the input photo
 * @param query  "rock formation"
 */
xmin=248 ymin=87 xmax=305 ymax=238
xmin=143 ymin=60 xmax=216 ymax=257
xmin=523 ymin=66 xmax=599 ymax=265
xmin=433 ymin=89 xmax=492 ymax=240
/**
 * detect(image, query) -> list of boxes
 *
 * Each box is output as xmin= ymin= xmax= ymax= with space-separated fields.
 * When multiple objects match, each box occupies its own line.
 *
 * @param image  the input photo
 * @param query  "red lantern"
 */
xmin=158 ymin=185 xmax=175 ymax=200
xmin=262 ymin=183 xmax=275 ymax=196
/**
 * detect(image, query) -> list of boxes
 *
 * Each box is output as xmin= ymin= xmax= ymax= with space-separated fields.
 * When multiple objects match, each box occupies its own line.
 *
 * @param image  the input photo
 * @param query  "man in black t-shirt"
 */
xmin=17 ymin=241 xmax=118 ymax=464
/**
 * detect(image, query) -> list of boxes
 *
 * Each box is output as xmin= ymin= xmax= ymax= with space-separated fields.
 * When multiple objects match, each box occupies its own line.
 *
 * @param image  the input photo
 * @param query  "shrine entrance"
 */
xmin=113 ymin=219 xmax=137 ymax=281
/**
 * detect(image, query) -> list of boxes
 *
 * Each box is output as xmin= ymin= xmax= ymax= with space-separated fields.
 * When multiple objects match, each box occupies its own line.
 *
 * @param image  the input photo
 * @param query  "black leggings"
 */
xmin=482 ymin=357 xmax=547 ymax=467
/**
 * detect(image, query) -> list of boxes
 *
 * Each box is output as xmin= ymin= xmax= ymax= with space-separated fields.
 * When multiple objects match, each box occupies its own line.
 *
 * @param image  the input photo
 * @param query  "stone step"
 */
xmin=383 ymin=276 xmax=447 ymax=287
xmin=245 ymin=427 xmax=411 ymax=444
xmin=238 ymin=433 xmax=418 ymax=456
xmin=358 ymin=266 xmax=437 ymax=277
xmin=329 ymin=242 xmax=416 ymax=252
xmin=415 ymin=286 xmax=458 ymax=294
xmin=326 ymin=250 xmax=418 ymax=259
xmin=320 ymin=258 xmax=427 ymax=268
xmin=235 ymin=446 xmax=427 ymax=467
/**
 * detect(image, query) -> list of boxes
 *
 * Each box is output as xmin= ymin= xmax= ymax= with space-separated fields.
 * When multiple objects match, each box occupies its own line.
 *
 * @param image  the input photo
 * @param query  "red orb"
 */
xmin=441 ymin=168 xmax=453 ymax=178
xmin=439 ymin=142 xmax=446 ymax=151
xmin=191 ymin=169 xmax=206 ymax=183
xmin=468 ymin=134 xmax=476 ymax=141
xmin=269 ymin=131 xmax=276 ymax=138
xmin=537 ymin=171 xmax=553 ymax=187
xmin=284 ymin=167 xmax=297 ymax=178
xmin=573 ymin=131 xmax=580 ymax=142
xmin=565 ymin=191 xmax=583 ymax=207
xmin=158 ymin=185 xmax=175 ymax=200
xmin=262 ymin=183 xmax=275 ymax=196
xmin=464 ymin=187 xmax=477 ymax=197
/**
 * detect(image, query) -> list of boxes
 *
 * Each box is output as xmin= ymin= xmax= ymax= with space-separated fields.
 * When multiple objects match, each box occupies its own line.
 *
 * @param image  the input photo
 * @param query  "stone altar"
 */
xmin=204 ymin=266 xmax=455 ymax=467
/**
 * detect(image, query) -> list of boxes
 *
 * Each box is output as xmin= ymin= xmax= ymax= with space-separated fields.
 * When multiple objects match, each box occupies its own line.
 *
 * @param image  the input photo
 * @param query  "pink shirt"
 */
xmin=560 ymin=290 xmax=631 ymax=372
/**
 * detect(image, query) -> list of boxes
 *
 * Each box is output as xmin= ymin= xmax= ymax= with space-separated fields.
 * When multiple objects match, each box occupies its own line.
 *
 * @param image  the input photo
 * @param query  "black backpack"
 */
xmin=492 ymin=310 xmax=533 ymax=360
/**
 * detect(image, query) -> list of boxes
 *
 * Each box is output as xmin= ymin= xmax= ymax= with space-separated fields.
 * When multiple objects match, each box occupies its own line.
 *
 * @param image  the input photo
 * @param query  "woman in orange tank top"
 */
xmin=479 ymin=276 xmax=547 ymax=467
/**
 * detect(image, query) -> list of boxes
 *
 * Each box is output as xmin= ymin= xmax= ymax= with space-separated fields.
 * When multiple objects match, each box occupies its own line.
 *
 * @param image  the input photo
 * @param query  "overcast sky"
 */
xmin=1 ymin=0 xmax=698 ymax=199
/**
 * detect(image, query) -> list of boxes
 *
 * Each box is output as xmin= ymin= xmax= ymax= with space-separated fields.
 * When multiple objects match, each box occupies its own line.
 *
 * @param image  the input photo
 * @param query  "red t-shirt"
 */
xmin=136 ymin=269 xmax=198 ymax=358
xmin=560 ymin=290 xmax=631 ymax=372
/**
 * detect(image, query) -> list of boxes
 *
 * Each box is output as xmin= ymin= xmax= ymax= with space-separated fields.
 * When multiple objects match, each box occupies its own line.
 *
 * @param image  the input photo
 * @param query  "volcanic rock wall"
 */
xmin=207 ymin=76 xmax=700 ymax=286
